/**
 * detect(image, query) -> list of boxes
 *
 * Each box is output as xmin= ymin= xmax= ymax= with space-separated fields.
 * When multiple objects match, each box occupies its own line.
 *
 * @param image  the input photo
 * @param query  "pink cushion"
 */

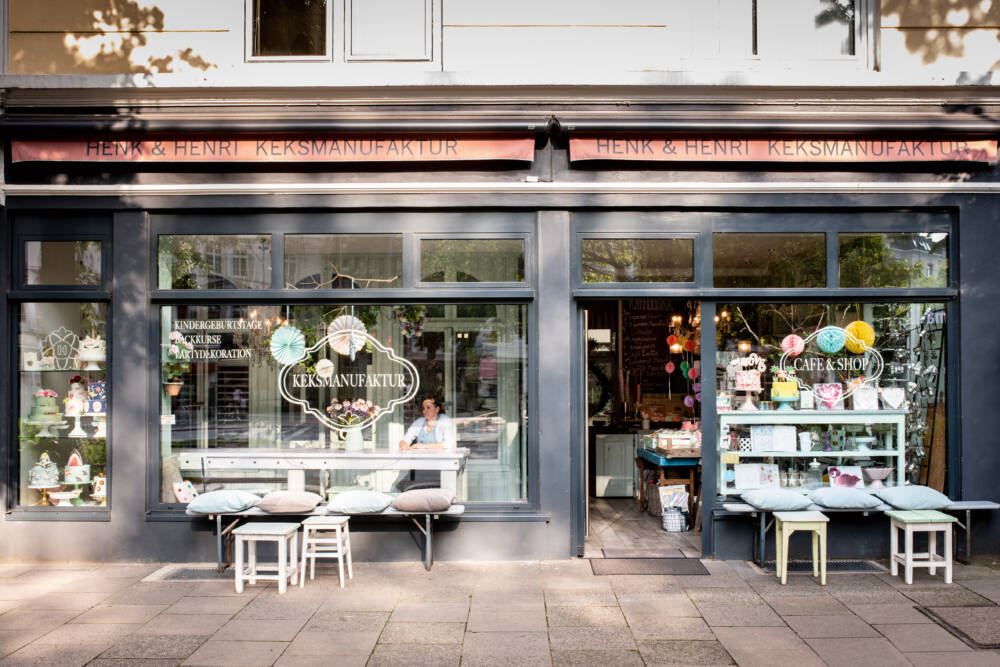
xmin=257 ymin=490 xmax=322 ymax=513
xmin=391 ymin=488 xmax=455 ymax=512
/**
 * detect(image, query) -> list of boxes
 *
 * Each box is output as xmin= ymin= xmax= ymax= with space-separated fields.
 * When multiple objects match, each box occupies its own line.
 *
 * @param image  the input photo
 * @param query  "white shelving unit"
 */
xmin=718 ymin=409 xmax=906 ymax=495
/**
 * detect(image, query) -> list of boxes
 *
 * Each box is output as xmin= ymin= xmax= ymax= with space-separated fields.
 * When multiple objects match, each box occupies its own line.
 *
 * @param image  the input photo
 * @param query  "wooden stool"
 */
xmin=300 ymin=515 xmax=353 ymax=588
xmin=775 ymin=511 xmax=829 ymax=585
xmin=232 ymin=522 xmax=300 ymax=594
xmin=887 ymin=510 xmax=956 ymax=584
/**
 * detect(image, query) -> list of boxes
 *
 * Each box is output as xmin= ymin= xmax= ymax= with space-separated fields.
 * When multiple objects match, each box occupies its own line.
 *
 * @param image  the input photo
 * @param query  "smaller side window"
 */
xmin=248 ymin=0 xmax=332 ymax=60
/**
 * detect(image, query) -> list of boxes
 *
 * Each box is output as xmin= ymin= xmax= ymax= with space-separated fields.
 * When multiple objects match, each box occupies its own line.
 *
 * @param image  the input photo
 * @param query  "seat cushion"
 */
xmin=187 ymin=490 xmax=262 ymax=514
xmin=257 ymin=490 xmax=323 ymax=513
xmin=810 ymin=487 xmax=883 ymax=510
xmin=327 ymin=490 xmax=394 ymax=514
xmin=741 ymin=489 xmax=812 ymax=511
xmin=392 ymin=488 xmax=455 ymax=512
xmin=875 ymin=485 xmax=951 ymax=510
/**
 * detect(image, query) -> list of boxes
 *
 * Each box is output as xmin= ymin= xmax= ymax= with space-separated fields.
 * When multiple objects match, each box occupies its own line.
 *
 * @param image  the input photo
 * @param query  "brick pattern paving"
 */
xmin=1 ymin=558 xmax=999 ymax=666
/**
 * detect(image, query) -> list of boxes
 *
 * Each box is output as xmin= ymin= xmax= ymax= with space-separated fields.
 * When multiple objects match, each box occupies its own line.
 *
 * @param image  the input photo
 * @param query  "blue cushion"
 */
xmin=741 ymin=489 xmax=812 ymax=511
xmin=327 ymin=490 xmax=394 ymax=514
xmin=810 ymin=487 xmax=882 ymax=510
xmin=187 ymin=490 xmax=261 ymax=513
xmin=875 ymin=485 xmax=951 ymax=510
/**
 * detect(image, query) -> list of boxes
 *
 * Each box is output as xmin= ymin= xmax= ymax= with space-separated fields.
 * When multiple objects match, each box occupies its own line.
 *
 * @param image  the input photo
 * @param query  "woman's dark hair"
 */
xmin=420 ymin=395 xmax=446 ymax=414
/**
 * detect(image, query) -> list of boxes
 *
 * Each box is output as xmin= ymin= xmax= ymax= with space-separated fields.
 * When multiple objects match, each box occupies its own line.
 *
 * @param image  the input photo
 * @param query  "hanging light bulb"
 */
xmin=738 ymin=340 xmax=752 ymax=353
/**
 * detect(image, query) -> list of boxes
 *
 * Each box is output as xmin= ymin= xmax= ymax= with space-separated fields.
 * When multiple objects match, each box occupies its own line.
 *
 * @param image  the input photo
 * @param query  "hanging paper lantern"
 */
xmin=781 ymin=334 xmax=805 ymax=357
xmin=665 ymin=362 xmax=676 ymax=373
xmin=693 ymin=382 xmax=702 ymax=392
xmin=844 ymin=320 xmax=876 ymax=354
xmin=315 ymin=358 xmax=334 ymax=379
xmin=695 ymin=392 xmax=702 ymax=402
xmin=269 ymin=325 xmax=305 ymax=365
xmin=687 ymin=367 xmax=699 ymax=380
xmin=667 ymin=334 xmax=678 ymax=346
xmin=816 ymin=326 xmax=847 ymax=354
xmin=680 ymin=361 xmax=690 ymax=373
xmin=684 ymin=339 xmax=696 ymax=352
xmin=683 ymin=395 xmax=695 ymax=408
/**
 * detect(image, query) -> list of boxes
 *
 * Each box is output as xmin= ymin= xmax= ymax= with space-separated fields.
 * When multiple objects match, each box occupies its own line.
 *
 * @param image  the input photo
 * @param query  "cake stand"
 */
xmin=737 ymin=389 xmax=759 ymax=411
xmin=27 ymin=419 xmax=67 ymax=438
xmin=863 ymin=467 xmax=892 ymax=489
xmin=66 ymin=414 xmax=88 ymax=438
xmin=64 ymin=476 xmax=91 ymax=506
xmin=78 ymin=351 xmax=105 ymax=371
xmin=28 ymin=483 xmax=60 ymax=506
xmin=772 ymin=395 xmax=797 ymax=411
xmin=90 ymin=413 xmax=107 ymax=438
xmin=48 ymin=490 xmax=81 ymax=507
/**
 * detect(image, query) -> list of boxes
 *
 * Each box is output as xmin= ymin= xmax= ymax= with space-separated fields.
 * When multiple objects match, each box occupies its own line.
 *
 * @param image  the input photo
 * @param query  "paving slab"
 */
xmin=313 ymin=587 xmax=400 ymax=612
xmin=0 ymin=630 xmax=48 ymax=659
xmin=761 ymin=592 xmax=853 ymax=616
xmin=182 ymin=639 xmax=288 ymax=666
xmin=552 ymin=649 xmax=643 ymax=666
xmin=94 ymin=564 xmax=163 ymax=579
xmin=168 ymin=595 xmax=251 ymax=615
xmin=635 ymin=639 xmax=735 ymax=666
xmin=0 ymin=609 xmax=79 ymax=631
xmin=282 ymin=629 xmax=380 ymax=656
xmin=99 ymin=633 xmax=209 ymax=659
xmin=89 ymin=659 xmax=180 ymax=667
xmin=21 ymin=591 xmax=110 ymax=611
xmin=135 ymin=613 xmax=231 ymax=636
xmin=783 ymin=613 xmax=881 ymax=638
xmin=234 ymin=593 xmax=323 ymax=620
xmin=905 ymin=651 xmax=1000 ymax=666
xmin=186 ymin=581 xmax=255 ymax=597
xmin=461 ymin=631 xmax=551 ymax=666
xmin=275 ymin=654 xmax=369 ymax=667
xmin=683 ymin=587 xmax=765 ymax=605
xmin=696 ymin=603 xmax=787 ymax=627
xmin=378 ymin=621 xmax=465 ymax=644
xmin=848 ymin=603 xmax=934 ymax=624
xmin=544 ymin=588 xmax=619 ymax=606
xmin=875 ymin=622 xmax=973 ymax=652
xmin=102 ymin=582 xmax=197 ymax=606
xmin=902 ymin=586 xmax=996 ymax=607
xmin=805 ymin=637 xmax=911 ymax=667
xmin=70 ymin=603 xmax=166 ymax=624
xmin=467 ymin=604 xmax=547 ymax=632
xmin=713 ymin=626 xmax=826 ymax=667
xmin=0 ymin=622 xmax=135 ymax=667
xmin=926 ymin=605 xmax=1000 ymax=648
xmin=616 ymin=592 xmax=701 ymax=617
xmin=548 ymin=626 xmax=637 ymax=651
xmin=546 ymin=605 xmax=627 ymax=627
xmin=628 ymin=616 xmax=716 ymax=640
xmin=390 ymin=601 xmax=469 ymax=623
xmin=212 ymin=617 xmax=308 ymax=641
xmin=368 ymin=643 xmax=462 ymax=666
xmin=0 ymin=600 xmax=22 ymax=614
xmin=304 ymin=610 xmax=389 ymax=632
xmin=606 ymin=574 xmax=679 ymax=593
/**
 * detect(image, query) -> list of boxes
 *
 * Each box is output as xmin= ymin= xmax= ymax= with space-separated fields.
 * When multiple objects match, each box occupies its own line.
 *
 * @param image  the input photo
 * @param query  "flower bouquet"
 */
xmin=327 ymin=398 xmax=381 ymax=427
xmin=393 ymin=305 xmax=426 ymax=338
xmin=162 ymin=331 xmax=194 ymax=383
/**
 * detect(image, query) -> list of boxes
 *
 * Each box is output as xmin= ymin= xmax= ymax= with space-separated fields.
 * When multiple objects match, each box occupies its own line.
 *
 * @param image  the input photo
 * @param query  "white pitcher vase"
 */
xmin=342 ymin=428 xmax=364 ymax=452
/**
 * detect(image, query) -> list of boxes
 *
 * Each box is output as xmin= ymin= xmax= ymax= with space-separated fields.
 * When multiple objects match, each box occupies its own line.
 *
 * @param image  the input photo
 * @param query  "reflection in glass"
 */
xmin=252 ymin=0 xmax=327 ymax=56
xmin=713 ymin=233 xmax=825 ymax=288
xmin=839 ymin=233 xmax=948 ymax=288
xmin=717 ymin=301 xmax=946 ymax=486
xmin=581 ymin=238 xmax=694 ymax=283
xmin=285 ymin=234 xmax=402 ymax=289
xmin=18 ymin=302 xmax=109 ymax=508
xmin=756 ymin=0 xmax=855 ymax=57
xmin=421 ymin=239 xmax=525 ymax=283
xmin=158 ymin=235 xmax=271 ymax=290
xmin=25 ymin=241 xmax=101 ymax=285
xmin=158 ymin=303 xmax=527 ymax=503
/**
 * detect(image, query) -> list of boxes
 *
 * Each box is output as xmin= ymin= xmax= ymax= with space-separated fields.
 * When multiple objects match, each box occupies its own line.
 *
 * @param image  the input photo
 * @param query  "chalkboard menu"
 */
xmin=623 ymin=301 xmax=669 ymax=391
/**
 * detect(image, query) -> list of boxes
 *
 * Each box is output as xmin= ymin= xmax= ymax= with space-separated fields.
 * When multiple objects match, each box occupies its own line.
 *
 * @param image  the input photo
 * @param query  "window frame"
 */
xmin=147 ymin=211 xmax=538 ymax=518
xmin=245 ymin=0 xmax=335 ymax=63
xmin=415 ymin=232 xmax=532 ymax=288
xmin=574 ymin=232 xmax=699 ymax=288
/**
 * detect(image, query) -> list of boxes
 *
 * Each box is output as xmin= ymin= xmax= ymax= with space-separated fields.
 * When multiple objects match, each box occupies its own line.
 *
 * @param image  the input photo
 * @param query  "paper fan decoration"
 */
xmin=270 ymin=325 xmax=306 ymax=365
xmin=327 ymin=316 xmax=367 ymax=356
xmin=315 ymin=358 xmax=334 ymax=379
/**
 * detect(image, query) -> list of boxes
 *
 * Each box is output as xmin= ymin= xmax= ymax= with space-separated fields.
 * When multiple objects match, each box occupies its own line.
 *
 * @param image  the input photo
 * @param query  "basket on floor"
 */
xmin=662 ymin=506 xmax=690 ymax=532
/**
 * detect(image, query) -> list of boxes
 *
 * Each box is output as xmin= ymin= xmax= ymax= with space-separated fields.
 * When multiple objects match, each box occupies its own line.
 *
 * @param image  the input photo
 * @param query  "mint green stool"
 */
xmin=887 ymin=510 xmax=956 ymax=584
xmin=774 ymin=511 xmax=829 ymax=585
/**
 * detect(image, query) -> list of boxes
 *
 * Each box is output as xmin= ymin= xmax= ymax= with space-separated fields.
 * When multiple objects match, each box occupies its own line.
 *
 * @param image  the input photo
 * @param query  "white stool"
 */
xmin=232 ymin=522 xmax=300 ymax=594
xmin=887 ymin=509 xmax=956 ymax=584
xmin=300 ymin=515 xmax=353 ymax=588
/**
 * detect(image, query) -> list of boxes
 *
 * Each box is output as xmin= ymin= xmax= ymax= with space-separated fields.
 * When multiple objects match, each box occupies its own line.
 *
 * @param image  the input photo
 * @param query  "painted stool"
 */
xmin=232 ymin=522 xmax=300 ymax=594
xmin=887 ymin=509 xmax=956 ymax=584
xmin=774 ymin=510 xmax=829 ymax=585
xmin=300 ymin=515 xmax=353 ymax=588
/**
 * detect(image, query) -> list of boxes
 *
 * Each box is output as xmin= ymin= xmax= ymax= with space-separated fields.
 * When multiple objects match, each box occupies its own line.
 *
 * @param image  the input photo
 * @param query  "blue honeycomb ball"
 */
xmin=816 ymin=326 xmax=846 ymax=354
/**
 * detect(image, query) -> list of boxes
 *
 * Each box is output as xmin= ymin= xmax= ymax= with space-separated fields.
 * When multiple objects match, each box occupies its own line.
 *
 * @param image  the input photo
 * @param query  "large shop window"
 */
xmin=716 ymin=302 xmax=948 ymax=493
xmin=158 ymin=303 xmax=528 ymax=504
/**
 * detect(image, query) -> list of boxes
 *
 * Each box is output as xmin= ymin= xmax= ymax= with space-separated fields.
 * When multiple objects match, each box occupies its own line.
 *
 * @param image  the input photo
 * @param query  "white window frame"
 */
xmin=750 ymin=0 xmax=877 ymax=69
xmin=245 ymin=0 xmax=335 ymax=63
xmin=345 ymin=0 xmax=433 ymax=62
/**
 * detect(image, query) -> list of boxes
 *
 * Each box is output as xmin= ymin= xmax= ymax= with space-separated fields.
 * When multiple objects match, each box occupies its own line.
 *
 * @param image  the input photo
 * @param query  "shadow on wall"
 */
xmin=11 ymin=0 xmax=215 ymax=75
xmin=882 ymin=0 xmax=1000 ymax=73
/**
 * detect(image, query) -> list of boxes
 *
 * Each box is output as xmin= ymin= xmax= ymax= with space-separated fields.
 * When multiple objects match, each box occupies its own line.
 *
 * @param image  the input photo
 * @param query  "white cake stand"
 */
xmin=48 ymin=490 xmax=81 ymax=507
xmin=27 ymin=419 xmax=68 ymax=438
xmin=66 ymin=414 xmax=88 ymax=438
xmin=78 ymin=352 xmax=105 ymax=371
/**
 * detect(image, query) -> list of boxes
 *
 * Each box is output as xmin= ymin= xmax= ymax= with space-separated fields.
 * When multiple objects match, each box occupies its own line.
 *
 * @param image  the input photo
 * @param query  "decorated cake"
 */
xmin=28 ymin=452 xmax=60 ymax=487
xmin=86 ymin=381 xmax=107 ymax=414
xmin=78 ymin=334 xmax=106 ymax=361
xmin=64 ymin=377 xmax=88 ymax=416
xmin=63 ymin=449 xmax=91 ymax=484
xmin=734 ymin=370 xmax=762 ymax=392
xmin=29 ymin=389 xmax=61 ymax=422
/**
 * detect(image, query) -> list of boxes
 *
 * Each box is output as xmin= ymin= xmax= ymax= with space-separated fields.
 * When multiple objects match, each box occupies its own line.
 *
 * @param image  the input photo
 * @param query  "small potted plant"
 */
xmin=162 ymin=331 xmax=193 ymax=396
xmin=327 ymin=398 xmax=381 ymax=451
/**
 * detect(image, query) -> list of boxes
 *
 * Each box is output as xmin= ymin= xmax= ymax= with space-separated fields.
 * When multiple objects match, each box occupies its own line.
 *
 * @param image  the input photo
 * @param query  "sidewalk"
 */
xmin=1 ymin=557 xmax=999 ymax=666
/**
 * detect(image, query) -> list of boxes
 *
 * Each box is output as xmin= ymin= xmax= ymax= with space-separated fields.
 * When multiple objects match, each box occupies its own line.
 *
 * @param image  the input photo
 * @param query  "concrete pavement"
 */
xmin=0 ymin=557 xmax=999 ymax=666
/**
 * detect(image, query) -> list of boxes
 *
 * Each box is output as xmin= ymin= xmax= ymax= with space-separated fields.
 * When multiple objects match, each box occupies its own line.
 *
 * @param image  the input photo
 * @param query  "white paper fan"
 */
xmin=327 ymin=316 xmax=367 ymax=356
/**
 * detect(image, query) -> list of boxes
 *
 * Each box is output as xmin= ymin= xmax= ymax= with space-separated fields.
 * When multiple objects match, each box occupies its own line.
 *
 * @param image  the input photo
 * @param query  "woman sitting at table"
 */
xmin=399 ymin=396 xmax=455 ymax=451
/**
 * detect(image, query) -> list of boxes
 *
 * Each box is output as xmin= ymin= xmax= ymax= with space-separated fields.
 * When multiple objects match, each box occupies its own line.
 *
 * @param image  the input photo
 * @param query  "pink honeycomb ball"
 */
xmin=781 ymin=334 xmax=805 ymax=356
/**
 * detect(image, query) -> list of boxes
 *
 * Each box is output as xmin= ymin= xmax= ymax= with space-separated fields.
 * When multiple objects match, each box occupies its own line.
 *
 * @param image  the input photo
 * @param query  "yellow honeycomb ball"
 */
xmin=844 ymin=320 xmax=875 ymax=354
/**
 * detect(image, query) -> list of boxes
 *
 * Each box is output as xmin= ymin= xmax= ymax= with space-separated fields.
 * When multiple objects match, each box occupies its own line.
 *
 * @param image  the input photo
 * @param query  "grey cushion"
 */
xmin=187 ymin=490 xmax=261 ymax=514
xmin=257 ymin=490 xmax=322 ymax=513
xmin=875 ymin=485 xmax=951 ymax=510
xmin=741 ymin=489 xmax=812 ymax=511
xmin=810 ymin=487 xmax=882 ymax=509
xmin=392 ymin=488 xmax=455 ymax=512
xmin=327 ymin=490 xmax=394 ymax=514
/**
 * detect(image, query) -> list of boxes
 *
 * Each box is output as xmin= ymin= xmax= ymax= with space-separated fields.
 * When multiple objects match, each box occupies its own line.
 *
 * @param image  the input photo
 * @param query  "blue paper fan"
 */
xmin=270 ymin=325 xmax=305 ymax=365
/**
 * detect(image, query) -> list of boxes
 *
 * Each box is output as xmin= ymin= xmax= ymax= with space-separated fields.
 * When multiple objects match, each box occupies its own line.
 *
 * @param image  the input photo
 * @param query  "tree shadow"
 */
xmin=16 ymin=0 xmax=215 ymax=74
xmin=882 ymin=0 xmax=1000 ymax=71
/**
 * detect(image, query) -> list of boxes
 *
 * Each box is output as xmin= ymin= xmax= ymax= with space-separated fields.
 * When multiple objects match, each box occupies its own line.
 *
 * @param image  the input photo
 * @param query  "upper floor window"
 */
xmin=249 ymin=0 xmax=332 ymax=60
xmin=754 ymin=0 xmax=858 ymax=58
